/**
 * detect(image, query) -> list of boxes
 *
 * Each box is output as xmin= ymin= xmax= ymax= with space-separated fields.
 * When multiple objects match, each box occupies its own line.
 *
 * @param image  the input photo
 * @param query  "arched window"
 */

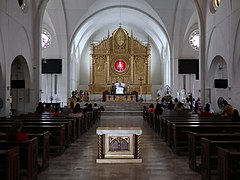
xmin=41 ymin=30 xmax=51 ymax=49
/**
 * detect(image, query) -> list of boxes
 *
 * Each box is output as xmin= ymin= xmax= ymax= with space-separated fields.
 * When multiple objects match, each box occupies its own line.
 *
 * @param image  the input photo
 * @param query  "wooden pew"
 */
xmin=25 ymin=119 xmax=75 ymax=144
xmin=142 ymin=106 xmax=148 ymax=121
xmin=171 ymin=124 xmax=240 ymax=154
xmin=168 ymin=121 xmax=240 ymax=148
xmin=201 ymin=138 xmax=240 ymax=180
xmin=66 ymin=112 xmax=93 ymax=137
xmin=159 ymin=116 xmax=213 ymax=141
xmin=2 ymin=117 xmax=76 ymax=144
xmin=0 ymin=146 xmax=19 ymax=180
xmin=158 ymin=112 xmax=231 ymax=141
xmin=25 ymin=117 xmax=76 ymax=143
xmin=0 ymin=131 xmax=50 ymax=172
xmin=0 ymin=124 xmax=65 ymax=156
xmin=85 ymin=112 xmax=93 ymax=129
xmin=0 ymin=121 xmax=71 ymax=148
xmin=218 ymin=147 xmax=240 ymax=180
xmin=81 ymin=113 xmax=91 ymax=133
xmin=75 ymin=116 xmax=83 ymax=137
xmin=188 ymin=131 xmax=240 ymax=171
xmin=28 ymin=132 xmax=50 ymax=171
xmin=143 ymin=110 xmax=161 ymax=134
xmin=92 ymin=109 xmax=100 ymax=124
xmin=66 ymin=114 xmax=83 ymax=138
xmin=164 ymin=117 xmax=231 ymax=142
xmin=0 ymin=137 xmax=38 ymax=180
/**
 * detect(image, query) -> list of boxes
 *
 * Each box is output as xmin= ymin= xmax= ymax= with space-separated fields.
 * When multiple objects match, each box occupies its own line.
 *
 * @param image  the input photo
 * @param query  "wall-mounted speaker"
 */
xmin=214 ymin=79 xmax=228 ymax=88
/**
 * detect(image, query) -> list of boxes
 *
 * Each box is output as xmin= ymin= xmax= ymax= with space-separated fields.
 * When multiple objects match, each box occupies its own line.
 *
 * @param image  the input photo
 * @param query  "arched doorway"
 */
xmin=207 ymin=55 xmax=228 ymax=111
xmin=11 ymin=55 xmax=30 ymax=115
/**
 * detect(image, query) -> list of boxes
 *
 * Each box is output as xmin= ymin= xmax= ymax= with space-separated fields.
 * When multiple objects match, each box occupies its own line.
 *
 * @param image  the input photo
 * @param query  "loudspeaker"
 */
xmin=11 ymin=80 xmax=25 ymax=88
xmin=214 ymin=79 xmax=228 ymax=88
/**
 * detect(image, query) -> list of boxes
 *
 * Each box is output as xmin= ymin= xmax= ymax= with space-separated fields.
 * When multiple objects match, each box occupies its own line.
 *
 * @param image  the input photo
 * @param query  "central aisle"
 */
xmin=38 ymin=112 xmax=201 ymax=180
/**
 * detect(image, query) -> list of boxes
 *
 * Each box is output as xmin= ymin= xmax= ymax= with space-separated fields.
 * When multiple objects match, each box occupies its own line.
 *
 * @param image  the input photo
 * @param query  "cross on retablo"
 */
xmin=138 ymin=77 xmax=144 ymax=85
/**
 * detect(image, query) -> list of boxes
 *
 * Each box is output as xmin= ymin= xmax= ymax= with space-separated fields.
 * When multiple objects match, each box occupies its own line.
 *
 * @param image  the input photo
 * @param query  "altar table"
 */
xmin=96 ymin=127 xmax=142 ymax=163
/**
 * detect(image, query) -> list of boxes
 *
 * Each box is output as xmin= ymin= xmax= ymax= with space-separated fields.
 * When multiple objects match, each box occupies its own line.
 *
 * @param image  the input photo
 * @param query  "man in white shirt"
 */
xmin=115 ymin=81 xmax=119 ymax=88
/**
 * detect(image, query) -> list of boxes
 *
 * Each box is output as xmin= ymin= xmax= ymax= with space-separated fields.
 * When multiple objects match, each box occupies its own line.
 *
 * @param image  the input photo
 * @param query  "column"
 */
xmin=131 ymin=56 xmax=134 ymax=83
xmin=135 ymin=134 xmax=141 ymax=159
xmin=147 ymin=55 xmax=151 ymax=84
xmin=90 ymin=55 xmax=93 ymax=84
xmin=98 ymin=135 xmax=103 ymax=159
xmin=106 ymin=56 xmax=110 ymax=83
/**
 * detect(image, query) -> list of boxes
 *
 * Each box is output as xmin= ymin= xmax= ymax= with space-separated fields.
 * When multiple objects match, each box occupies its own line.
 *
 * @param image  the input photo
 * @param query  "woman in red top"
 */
xmin=200 ymin=103 xmax=212 ymax=117
xmin=8 ymin=119 xmax=28 ymax=141
xmin=148 ymin=103 xmax=155 ymax=111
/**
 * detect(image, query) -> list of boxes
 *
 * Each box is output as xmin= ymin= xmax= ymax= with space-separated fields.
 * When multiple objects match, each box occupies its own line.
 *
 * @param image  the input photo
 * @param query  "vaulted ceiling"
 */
xmin=43 ymin=0 xmax=198 ymax=53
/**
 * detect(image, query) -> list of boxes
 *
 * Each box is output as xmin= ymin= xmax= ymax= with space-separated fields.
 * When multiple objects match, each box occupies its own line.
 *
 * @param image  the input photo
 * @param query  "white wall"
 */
xmin=0 ymin=0 xmax=39 ymax=116
xmin=204 ymin=0 xmax=240 ymax=111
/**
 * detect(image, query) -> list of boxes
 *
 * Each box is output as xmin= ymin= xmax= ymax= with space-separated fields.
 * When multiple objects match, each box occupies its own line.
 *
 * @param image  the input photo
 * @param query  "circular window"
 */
xmin=41 ymin=30 xmax=51 ymax=49
xmin=214 ymin=0 xmax=221 ymax=9
xmin=189 ymin=29 xmax=199 ymax=51
xmin=18 ymin=0 xmax=27 ymax=11
xmin=114 ymin=59 xmax=126 ymax=72
xmin=210 ymin=0 xmax=221 ymax=13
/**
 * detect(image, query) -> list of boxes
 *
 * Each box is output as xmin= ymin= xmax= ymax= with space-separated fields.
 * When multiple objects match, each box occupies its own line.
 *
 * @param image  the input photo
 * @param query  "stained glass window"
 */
xmin=18 ymin=0 xmax=27 ymax=11
xmin=41 ymin=30 xmax=51 ymax=49
xmin=189 ymin=29 xmax=199 ymax=51
xmin=211 ymin=0 xmax=221 ymax=13
xmin=214 ymin=0 xmax=221 ymax=8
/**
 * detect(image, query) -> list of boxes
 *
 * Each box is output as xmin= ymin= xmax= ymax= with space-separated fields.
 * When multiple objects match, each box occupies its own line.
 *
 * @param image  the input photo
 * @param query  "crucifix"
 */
xmin=138 ymin=77 xmax=144 ymax=85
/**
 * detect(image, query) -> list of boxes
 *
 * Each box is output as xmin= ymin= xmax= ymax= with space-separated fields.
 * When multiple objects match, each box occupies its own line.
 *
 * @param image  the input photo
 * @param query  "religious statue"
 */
xmin=163 ymin=86 xmax=173 ymax=103
xmin=117 ymin=61 xmax=123 ymax=71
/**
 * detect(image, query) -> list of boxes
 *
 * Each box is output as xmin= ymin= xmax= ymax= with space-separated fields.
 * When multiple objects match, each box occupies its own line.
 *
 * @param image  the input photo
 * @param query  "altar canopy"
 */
xmin=89 ymin=26 xmax=152 ymax=94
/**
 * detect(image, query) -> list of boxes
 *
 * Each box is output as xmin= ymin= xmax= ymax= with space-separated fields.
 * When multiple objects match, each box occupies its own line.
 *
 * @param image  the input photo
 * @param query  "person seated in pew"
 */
xmin=183 ymin=97 xmax=191 ymax=110
xmin=8 ymin=119 xmax=28 ymax=141
xmin=83 ymin=103 xmax=93 ymax=113
xmin=200 ymin=103 xmax=213 ymax=117
xmin=154 ymin=103 xmax=163 ymax=115
xmin=99 ymin=105 xmax=105 ymax=111
xmin=231 ymin=109 xmax=240 ymax=121
xmin=73 ymin=103 xmax=82 ymax=113
xmin=53 ymin=106 xmax=61 ymax=116
xmin=45 ymin=104 xmax=53 ymax=113
xmin=93 ymin=103 xmax=99 ymax=110
xmin=193 ymin=97 xmax=202 ymax=114
xmin=221 ymin=100 xmax=234 ymax=116
xmin=158 ymin=97 xmax=166 ymax=109
xmin=67 ymin=103 xmax=83 ymax=117
xmin=175 ymin=101 xmax=183 ymax=112
xmin=83 ymin=103 xmax=88 ymax=110
xmin=167 ymin=100 xmax=174 ymax=110
xmin=173 ymin=98 xmax=179 ymax=110
xmin=148 ymin=103 xmax=155 ymax=111
xmin=35 ymin=102 xmax=45 ymax=114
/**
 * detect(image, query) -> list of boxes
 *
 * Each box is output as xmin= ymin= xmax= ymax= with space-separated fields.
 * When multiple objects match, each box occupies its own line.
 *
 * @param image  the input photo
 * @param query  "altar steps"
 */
xmin=100 ymin=102 xmax=147 ymax=116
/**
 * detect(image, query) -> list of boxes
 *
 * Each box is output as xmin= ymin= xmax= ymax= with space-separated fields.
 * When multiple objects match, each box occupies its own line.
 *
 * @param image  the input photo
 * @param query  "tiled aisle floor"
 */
xmin=38 ymin=114 xmax=201 ymax=180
